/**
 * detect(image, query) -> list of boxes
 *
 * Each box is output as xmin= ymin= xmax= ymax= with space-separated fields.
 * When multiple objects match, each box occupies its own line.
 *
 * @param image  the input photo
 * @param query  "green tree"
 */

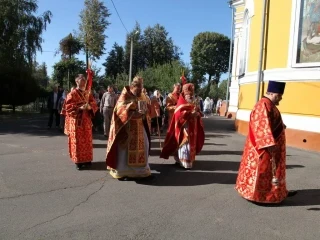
xmin=52 ymin=58 xmax=86 ymax=88
xmin=138 ymin=61 xmax=190 ymax=92
xmin=0 ymin=0 xmax=52 ymax=112
xmin=79 ymin=0 xmax=111 ymax=63
xmin=103 ymin=42 xmax=125 ymax=79
xmin=190 ymin=32 xmax=230 ymax=92
xmin=142 ymin=24 xmax=181 ymax=67
xmin=202 ymin=79 xmax=228 ymax=100
xmin=57 ymin=33 xmax=83 ymax=59
xmin=123 ymin=23 xmax=181 ymax=78
xmin=33 ymin=62 xmax=49 ymax=88
xmin=123 ymin=23 xmax=144 ymax=77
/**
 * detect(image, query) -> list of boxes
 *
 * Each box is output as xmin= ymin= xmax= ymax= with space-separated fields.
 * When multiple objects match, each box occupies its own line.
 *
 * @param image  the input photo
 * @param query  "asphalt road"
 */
xmin=0 ymin=114 xmax=319 ymax=240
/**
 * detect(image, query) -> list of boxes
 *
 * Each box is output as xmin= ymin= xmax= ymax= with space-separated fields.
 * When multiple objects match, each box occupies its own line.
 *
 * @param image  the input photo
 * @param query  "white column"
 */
xmin=228 ymin=28 xmax=241 ymax=114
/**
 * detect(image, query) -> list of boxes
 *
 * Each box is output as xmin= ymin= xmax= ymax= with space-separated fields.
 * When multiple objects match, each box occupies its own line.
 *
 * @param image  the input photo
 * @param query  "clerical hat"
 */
xmin=267 ymin=81 xmax=286 ymax=94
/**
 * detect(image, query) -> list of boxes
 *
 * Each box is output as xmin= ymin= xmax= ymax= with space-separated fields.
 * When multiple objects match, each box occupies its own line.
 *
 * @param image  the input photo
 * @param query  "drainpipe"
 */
xmin=225 ymin=2 xmax=234 ymax=116
xmin=255 ymin=0 xmax=268 ymax=102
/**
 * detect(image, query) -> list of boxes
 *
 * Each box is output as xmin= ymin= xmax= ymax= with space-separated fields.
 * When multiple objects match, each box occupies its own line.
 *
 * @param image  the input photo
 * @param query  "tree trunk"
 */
xmin=204 ymin=75 xmax=212 ymax=97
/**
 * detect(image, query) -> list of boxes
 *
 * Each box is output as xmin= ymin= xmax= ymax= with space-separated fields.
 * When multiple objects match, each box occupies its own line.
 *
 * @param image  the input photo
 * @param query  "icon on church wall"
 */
xmin=297 ymin=0 xmax=320 ymax=63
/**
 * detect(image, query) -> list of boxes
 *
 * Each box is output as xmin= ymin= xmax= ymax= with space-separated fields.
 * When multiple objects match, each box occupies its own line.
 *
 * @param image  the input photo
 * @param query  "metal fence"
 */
xmin=19 ymin=97 xmax=47 ymax=113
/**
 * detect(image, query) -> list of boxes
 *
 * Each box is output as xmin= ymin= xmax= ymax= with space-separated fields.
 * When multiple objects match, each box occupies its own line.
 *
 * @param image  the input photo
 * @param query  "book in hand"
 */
xmin=138 ymin=100 xmax=147 ymax=112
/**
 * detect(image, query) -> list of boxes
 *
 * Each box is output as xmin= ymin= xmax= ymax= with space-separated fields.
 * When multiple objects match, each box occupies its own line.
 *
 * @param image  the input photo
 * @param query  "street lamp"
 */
xmin=129 ymin=30 xmax=139 ymax=85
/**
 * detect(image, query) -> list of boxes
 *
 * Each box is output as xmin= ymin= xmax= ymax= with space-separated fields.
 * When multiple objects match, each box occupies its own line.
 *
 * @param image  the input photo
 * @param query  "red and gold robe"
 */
xmin=63 ymin=89 xmax=98 ymax=163
xmin=160 ymin=95 xmax=205 ymax=166
xmin=235 ymin=97 xmax=288 ymax=203
xmin=106 ymin=87 xmax=151 ymax=178
xmin=165 ymin=92 xmax=180 ymax=127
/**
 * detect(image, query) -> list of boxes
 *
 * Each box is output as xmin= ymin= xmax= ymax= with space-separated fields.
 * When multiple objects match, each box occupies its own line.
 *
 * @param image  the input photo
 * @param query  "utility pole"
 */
xmin=128 ymin=31 xmax=139 ymax=85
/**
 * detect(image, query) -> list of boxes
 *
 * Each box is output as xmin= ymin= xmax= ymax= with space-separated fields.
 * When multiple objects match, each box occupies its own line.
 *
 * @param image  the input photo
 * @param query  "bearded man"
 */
xmin=160 ymin=83 xmax=205 ymax=169
xmin=165 ymin=83 xmax=181 ymax=127
xmin=63 ymin=74 xmax=98 ymax=170
xmin=235 ymin=81 xmax=297 ymax=204
xmin=106 ymin=76 xmax=152 ymax=180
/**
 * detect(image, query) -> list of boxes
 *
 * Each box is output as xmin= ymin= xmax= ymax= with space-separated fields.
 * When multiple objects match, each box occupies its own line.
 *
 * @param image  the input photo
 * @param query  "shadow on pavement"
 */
xmin=283 ymin=189 xmax=320 ymax=207
xmin=199 ymin=150 xmax=243 ymax=156
xmin=204 ymin=142 xmax=227 ymax=146
xmin=192 ymin=160 xmax=240 ymax=171
xmin=137 ymin=170 xmax=237 ymax=186
xmin=307 ymin=208 xmax=320 ymax=211
xmin=252 ymin=189 xmax=320 ymax=207
xmin=82 ymin=161 xmax=106 ymax=171
xmin=286 ymin=164 xmax=305 ymax=169
xmin=204 ymin=134 xmax=231 ymax=138
xmin=93 ymin=143 xmax=107 ymax=148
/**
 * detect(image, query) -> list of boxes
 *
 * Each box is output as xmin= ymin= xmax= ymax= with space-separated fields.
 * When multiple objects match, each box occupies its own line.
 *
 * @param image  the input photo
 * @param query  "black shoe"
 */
xmin=118 ymin=177 xmax=129 ymax=181
xmin=76 ymin=164 xmax=84 ymax=170
xmin=287 ymin=190 xmax=298 ymax=197
xmin=82 ymin=162 xmax=92 ymax=166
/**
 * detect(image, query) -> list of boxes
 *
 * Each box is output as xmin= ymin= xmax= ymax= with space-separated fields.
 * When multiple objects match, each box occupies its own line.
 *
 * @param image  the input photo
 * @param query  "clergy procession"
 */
xmin=61 ymin=67 xmax=297 ymax=206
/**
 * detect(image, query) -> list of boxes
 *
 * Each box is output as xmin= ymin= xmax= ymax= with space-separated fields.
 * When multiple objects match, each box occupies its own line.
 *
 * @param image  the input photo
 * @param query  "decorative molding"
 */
xmin=236 ymin=109 xmax=320 ymax=133
xmin=245 ymin=0 xmax=255 ymax=18
xmin=239 ymin=68 xmax=320 ymax=84
xmin=232 ymin=0 xmax=245 ymax=7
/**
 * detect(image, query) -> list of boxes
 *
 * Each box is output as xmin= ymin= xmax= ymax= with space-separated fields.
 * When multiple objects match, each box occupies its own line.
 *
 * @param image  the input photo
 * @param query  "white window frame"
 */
xmin=291 ymin=0 xmax=320 ymax=67
xmin=239 ymin=10 xmax=250 ymax=77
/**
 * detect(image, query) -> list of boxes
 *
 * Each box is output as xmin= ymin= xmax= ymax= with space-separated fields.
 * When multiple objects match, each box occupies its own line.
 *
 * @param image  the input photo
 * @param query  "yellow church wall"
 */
xmin=264 ymin=0 xmax=292 ymax=69
xmin=247 ymin=0 xmax=293 ymax=72
xmin=238 ymin=81 xmax=320 ymax=117
xmin=247 ymin=0 xmax=263 ymax=72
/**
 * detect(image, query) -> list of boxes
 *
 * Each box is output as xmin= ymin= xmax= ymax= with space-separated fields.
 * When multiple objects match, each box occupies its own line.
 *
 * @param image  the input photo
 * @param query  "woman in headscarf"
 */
xmin=203 ymin=97 xmax=212 ymax=118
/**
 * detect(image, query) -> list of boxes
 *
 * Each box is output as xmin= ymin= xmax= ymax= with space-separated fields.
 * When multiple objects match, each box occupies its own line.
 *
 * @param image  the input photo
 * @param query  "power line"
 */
xmin=110 ymin=0 xmax=129 ymax=34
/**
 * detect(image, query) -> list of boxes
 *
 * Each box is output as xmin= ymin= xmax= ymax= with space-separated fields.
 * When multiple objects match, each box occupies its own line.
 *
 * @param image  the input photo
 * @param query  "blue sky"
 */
xmin=36 ymin=0 xmax=232 ymax=79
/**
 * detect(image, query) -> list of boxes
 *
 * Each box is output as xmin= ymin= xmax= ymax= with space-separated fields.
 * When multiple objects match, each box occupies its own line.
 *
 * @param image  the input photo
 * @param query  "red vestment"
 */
xmin=165 ymin=92 xmax=180 ymax=127
xmin=64 ymin=89 xmax=98 ymax=163
xmin=160 ymin=95 xmax=205 ymax=164
xmin=235 ymin=97 xmax=288 ymax=203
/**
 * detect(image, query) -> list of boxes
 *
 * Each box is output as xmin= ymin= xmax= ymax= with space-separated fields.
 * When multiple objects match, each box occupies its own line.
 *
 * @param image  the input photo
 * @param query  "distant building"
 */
xmin=228 ymin=0 xmax=320 ymax=152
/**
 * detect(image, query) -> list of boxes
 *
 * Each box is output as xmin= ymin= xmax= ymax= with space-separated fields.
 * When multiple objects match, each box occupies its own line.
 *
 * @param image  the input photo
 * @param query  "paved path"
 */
xmin=0 ymin=115 xmax=319 ymax=240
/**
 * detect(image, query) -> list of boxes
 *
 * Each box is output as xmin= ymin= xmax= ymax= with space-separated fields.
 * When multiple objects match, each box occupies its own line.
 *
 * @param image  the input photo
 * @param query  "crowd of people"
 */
xmin=46 ymin=74 xmax=297 ymax=206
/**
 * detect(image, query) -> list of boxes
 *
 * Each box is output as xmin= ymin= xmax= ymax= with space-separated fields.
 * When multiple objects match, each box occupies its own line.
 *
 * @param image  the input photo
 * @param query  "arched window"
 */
xmin=239 ymin=10 xmax=250 ymax=77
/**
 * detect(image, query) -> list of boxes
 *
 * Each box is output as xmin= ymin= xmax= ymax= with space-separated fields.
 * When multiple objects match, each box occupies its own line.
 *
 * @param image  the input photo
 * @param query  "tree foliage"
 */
xmin=57 ymin=33 xmax=83 ymax=59
xmin=142 ymin=24 xmax=181 ymax=67
xmin=198 ymin=79 xmax=228 ymax=100
xmin=191 ymin=32 xmax=230 ymax=86
xmin=123 ymin=23 xmax=145 ymax=77
xmin=103 ymin=42 xmax=125 ymax=79
xmin=138 ymin=61 xmax=190 ymax=92
xmin=52 ymin=58 xmax=86 ymax=88
xmin=79 ymin=0 xmax=111 ymax=61
xmin=0 ymin=0 xmax=52 ymax=110
xmin=33 ymin=62 xmax=49 ymax=88
xmin=121 ymin=23 xmax=181 ymax=78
